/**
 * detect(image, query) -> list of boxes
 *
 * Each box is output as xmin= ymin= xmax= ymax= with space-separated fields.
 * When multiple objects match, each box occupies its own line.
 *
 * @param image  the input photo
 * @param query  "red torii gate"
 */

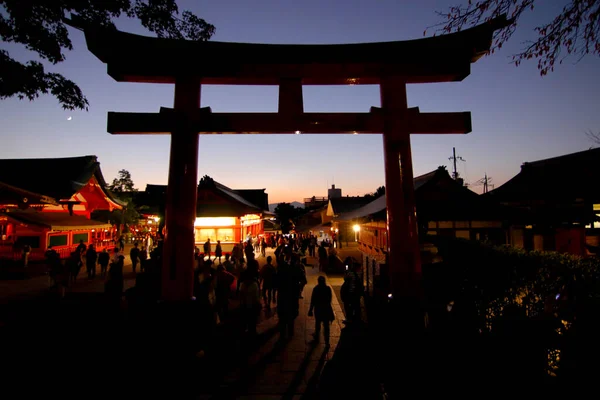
xmin=70 ymin=15 xmax=509 ymax=302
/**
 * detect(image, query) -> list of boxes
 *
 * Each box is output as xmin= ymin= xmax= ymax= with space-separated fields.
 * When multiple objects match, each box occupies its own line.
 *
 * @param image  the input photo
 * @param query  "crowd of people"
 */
xmin=43 ymin=235 xmax=156 ymax=299
xmin=42 ymin=231 xmax=365 ymax=353
xmin=192 ymin=235 xmax=309 ymax=342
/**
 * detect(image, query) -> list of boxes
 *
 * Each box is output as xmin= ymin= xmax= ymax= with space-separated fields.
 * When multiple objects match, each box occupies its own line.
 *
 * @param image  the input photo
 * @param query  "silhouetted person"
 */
xmin=275 ymin=255 xmax=303 ymax=340
xmin=130 ymin=242 xmax=140 ymax=273
xmin=67 ymin=251 xmax=81 ymax=285
xmin=239 ymin=265 xmax=260 ymax=336
xmin=204 ymin=238 xmax=212 ymax=261
xmin=76 ymin=239 xmax=86 ymax=254
xmin=343 ymin=263 xmax=364 ymax=324
xmin=85 ymin=244 xmax=97 ymax=280
xmin=215 ymin=265 xmax=235 ymax=322
xmin=308 ymin=275 xmax=335 ymax=346
xmin=215 ymin=240 xmax=222 ymax=264
xmin=105 ymin=255 xmax=125 ymax=306
xmin=98 ymin=248 xmax=110 ymax=278
xmin=259 ymin=255 xmax=276 ymax=308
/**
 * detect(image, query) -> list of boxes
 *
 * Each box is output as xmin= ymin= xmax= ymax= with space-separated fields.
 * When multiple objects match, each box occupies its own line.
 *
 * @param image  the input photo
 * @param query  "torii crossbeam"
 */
xmin=69 ymin=15 xmax=510 ymax=302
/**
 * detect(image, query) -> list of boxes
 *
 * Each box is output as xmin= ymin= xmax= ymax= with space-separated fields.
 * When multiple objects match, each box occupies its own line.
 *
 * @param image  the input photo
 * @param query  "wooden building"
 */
xmin=335 ymin=166 xmax=508 ymax=293
xmin=0 ymin=155 xmax=124 ymax=260
xmin=133 ymin=175 xmax=270 ymax=254
xmin=327 ymin=196 xmax=375 ymax=246
xmin=337 ymin=166 xmax=507 ymax=248
xmin=485 ymin=148 xmax=600 ymax=256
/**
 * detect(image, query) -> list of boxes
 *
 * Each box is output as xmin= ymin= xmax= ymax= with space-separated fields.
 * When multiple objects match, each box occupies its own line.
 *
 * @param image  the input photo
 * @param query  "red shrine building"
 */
xmin=0 ymin=156 xmax=124 ymax=260
xmin=132 ymin=175 xmax=271 ymax=254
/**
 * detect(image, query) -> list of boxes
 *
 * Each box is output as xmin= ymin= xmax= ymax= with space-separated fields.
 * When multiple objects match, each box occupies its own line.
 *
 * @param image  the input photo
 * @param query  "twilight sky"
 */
xmin=1 ymin=0 xmax=599 ymax=204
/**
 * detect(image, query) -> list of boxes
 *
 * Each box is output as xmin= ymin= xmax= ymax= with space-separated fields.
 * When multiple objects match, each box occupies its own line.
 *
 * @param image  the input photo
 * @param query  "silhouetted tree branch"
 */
xmin=585 ymin=129 xmax=600 ymax=145
xmin=363 ymin=185 xmax=385 ymax=200
xmin=0 ymin=0 xmax=215 ymax=110
xmin=428 ymin=0 xmax=600 ymax=76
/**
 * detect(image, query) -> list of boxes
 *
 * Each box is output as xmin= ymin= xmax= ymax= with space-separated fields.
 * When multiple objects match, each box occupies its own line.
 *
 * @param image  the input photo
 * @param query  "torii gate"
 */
xmin=69 ymin=15 xmax=509 ymax=302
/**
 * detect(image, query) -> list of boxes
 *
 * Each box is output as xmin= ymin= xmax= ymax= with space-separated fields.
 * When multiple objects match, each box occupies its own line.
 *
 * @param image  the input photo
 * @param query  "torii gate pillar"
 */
xmin=161 ymin=77 xmax=201 ymax=302
xmin=381 ymin=77 xmax=421 ymax=299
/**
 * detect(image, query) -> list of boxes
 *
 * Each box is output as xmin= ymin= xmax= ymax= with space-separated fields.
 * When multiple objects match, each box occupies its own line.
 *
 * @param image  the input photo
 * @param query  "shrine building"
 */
xmin=0 ymin=156 xmax=124 ymax=260
xmin=133 ymin=175 xmax=271 ymax=254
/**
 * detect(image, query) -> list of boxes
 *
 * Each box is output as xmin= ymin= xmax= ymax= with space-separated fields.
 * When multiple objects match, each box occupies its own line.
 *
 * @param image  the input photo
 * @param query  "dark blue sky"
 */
xmin=1 ymin=0 xmax=599 ymax=203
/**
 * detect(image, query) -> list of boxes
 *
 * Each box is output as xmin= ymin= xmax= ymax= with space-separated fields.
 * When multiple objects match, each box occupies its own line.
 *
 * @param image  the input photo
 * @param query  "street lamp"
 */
xmin=353 ymin=224 xmax=360 ymax=241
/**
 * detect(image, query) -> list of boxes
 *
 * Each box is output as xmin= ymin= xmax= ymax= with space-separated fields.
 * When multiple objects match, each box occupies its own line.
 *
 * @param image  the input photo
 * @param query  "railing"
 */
xmin=303 ymin=197 xmax=328 ymax=207
xmin=0 ymin=242 xmax=116 ymax=262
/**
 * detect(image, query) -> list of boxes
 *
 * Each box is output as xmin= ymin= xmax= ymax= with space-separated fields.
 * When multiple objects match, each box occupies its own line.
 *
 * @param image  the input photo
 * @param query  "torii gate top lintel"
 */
xmin=68 ymin=14 xmax=510 ymax=85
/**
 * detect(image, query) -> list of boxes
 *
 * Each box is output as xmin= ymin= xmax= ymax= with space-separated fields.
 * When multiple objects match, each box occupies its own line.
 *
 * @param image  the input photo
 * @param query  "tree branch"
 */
xmin=0 ymin=0 xmax=215 ymax=110
xmin=586 ymin=129 xmax=600 ymax=145
xmin=431 ymin=0 xmax=600 ymax=75
xmin=0 ymin=50 xmax=88 ymax=110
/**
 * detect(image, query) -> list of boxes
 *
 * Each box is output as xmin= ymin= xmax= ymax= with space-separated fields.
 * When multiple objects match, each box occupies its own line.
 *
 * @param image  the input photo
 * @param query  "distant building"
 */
xmin=300 ymin=185 xmax=355 ymax=240
xmin=304 ymin=184 xmax=343 ymax=209
xmin=303 ymin=196 xmax=328 ymax=209
xmin=328 ymin=184 xmax=342 ymax=199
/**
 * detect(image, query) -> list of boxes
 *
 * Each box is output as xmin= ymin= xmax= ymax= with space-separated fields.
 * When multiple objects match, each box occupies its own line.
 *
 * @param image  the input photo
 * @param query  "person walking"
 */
xmin=308 ymin=275 xmax=335 ymax=346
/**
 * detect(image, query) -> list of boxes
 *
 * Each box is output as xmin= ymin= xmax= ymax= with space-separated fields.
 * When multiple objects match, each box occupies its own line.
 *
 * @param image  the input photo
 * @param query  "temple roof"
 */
xmin=234 ymin=189 xmax=269 ymax=211
xmin=328 ymin=197 xmax=374 ymax=216
xmin=198 ymin=177 xmax=265 ymax=217
xmin=137 ymin=178 xmax=269 ymax=217
xmin=486 ymin=148 xmax=600 ymax=203
xmin=0 ymin=155 xmax=125 ymax=207
xmin=2 ymin=210 xmax=112 ymax=231
xmin=336 ymin=167 xmax=504 ymax=221
xmin=336 ymin=195 xmax=387 ymax=221
xmin=67 ymin=15 xmax=510 ymax=85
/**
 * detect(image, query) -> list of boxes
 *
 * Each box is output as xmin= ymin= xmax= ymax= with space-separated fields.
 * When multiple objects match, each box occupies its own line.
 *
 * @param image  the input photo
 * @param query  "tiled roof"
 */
xmin=487 ymin=148 xmax=600 ymax=202
xmin=336 ymin=166 xmax=504 ymax=221
xmin=138 ymin=178 xmax=268 ymax=217
xmin=0 ymin=155 xmax=125 ymax=206
xmin=329 ymin=197 xmax=373 ymax=215
xmin=212 ymin=180 xmax=265 ymax=212
xmin=234 ymin=189 xmax=269 ymax=210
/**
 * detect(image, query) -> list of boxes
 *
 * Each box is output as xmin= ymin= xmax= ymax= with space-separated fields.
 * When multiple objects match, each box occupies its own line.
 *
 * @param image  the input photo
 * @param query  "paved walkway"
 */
xmin=0 ymin=244 xmax=381 ymax=399
xmin=198 ymin=259 xmax=345 ymax=399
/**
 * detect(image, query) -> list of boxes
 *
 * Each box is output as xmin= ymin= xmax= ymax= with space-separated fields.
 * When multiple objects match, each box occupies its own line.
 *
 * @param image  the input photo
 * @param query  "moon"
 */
xmin=67 ymin=116 xmax=72 ymax=121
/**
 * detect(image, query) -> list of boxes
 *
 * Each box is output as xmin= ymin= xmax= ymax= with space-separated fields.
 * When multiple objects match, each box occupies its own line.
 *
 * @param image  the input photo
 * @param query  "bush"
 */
xmin=425 ymin=235 xmax=600 ymax=379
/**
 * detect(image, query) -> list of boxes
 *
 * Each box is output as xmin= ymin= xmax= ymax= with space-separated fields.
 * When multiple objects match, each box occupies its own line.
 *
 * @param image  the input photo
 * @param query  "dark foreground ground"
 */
xmin=2 ymin=253 xmax=599 ymax=398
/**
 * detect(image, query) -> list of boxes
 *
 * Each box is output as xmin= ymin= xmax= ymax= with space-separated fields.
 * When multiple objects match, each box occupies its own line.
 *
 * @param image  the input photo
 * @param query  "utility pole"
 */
xmin=448 ymin=147 xmax=466 ymax=181
xmin=474 ymin=173 xmax=493 ymax=194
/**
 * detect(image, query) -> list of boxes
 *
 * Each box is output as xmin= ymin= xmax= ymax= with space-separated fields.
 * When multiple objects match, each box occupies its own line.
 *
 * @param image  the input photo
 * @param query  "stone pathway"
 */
xmin=200 ymin=259 xmax=345 ymax=399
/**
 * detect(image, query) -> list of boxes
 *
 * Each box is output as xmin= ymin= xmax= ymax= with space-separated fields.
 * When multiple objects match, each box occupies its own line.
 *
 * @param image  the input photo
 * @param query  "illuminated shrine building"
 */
xmin=195 ymin=175 xmax=268 ymax=246
xmin=0 ymin=156 xmax=124 ymax=259
xmin=136 ymin=176 xmax=269 ymax=251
